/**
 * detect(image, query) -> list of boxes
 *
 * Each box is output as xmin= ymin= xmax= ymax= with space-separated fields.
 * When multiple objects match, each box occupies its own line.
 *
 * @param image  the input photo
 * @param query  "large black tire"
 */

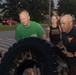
xmin=0 ymin=37 xmax=59 ymax=75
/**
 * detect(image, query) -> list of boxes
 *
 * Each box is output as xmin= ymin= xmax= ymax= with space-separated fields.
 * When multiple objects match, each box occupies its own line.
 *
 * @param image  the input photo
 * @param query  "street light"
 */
xmin=48 ymin=0 xmax=51 ymax=26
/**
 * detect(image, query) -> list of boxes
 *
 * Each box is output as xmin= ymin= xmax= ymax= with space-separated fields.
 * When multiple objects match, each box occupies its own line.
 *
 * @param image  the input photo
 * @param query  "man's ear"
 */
xmin=28 ymin=16 xmax=30 ymax=20
xmin=69 ymin=21 xmax=73 ymax=26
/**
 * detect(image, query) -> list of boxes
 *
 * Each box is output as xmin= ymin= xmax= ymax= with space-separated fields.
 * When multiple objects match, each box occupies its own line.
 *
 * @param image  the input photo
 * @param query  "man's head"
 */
xmin=60 ymin=14 xmax=73 ymax=33
xmin=19 ymin=10 xmax=30 ymax=27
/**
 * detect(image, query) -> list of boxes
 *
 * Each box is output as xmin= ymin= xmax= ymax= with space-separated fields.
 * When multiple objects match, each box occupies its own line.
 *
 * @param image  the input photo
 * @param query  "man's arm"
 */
xmin=62 ymin=47 xmax=74 ymax=58
xmin=41 ymin=34 xmax=46 ymax=40
xmin=46 ymin=27 xmax=50 ymax=41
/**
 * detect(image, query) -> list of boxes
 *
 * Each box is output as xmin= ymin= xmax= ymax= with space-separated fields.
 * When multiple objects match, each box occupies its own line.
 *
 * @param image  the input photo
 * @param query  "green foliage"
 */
xmin=58 ymin=0 xmax=76 ymax=19
xmin=0 ymin=0 xmax=50 ymax=22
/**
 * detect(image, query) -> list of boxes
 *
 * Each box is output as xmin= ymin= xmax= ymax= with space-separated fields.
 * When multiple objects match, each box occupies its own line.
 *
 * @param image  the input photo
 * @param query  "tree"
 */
xmin=1 ymin=0 xmax=52 ymax=22
xmin=50 ymin=0 xmax=54 ymax=15
xmin=58 ymin=0 xmax=76 ymax=19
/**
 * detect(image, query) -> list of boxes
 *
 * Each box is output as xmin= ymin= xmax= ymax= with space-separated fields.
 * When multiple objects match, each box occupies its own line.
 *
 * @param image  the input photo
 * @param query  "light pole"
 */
xmin=48 ymin=0 xmax=51 ymax=26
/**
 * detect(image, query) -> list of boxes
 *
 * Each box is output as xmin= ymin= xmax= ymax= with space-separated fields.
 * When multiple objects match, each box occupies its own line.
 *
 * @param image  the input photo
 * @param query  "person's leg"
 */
xmin=25 ymin=64 xmax=41 ymax=75
xmin=36 ymin=67 xmax=40 ymax=75
xmin=35 ymin=62 xmax=41 ymax=75
xmin=69 ymin=66 xmax=76 ymax=75
xmin=67 ymin=58 xmax=76 ymax=75
xmin=25 ymin=68 xmax=34 ymax=75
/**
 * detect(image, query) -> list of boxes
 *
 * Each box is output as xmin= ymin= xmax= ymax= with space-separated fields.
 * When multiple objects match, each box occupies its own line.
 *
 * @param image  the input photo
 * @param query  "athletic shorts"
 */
xmin=67 ymin=57 xmax=76 ymax=67
xmin=24 ymin=60 xmax=39 ymax=69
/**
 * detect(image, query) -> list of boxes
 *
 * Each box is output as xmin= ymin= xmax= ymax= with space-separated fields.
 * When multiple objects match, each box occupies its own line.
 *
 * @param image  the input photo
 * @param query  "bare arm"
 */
xmin=59 ymin=25 xmax=62 ymax=39
xmin=45 ymin=27 xmax=50 ymax=41
xmin=62 ymin=47 xmax=74 ymax=58
xmin=41 ymin=34 xmax=46 ymax=40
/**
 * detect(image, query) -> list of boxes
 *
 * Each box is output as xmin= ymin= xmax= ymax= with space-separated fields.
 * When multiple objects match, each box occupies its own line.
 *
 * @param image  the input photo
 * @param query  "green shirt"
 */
xmin=15 ymin=21 xmax=45 ymax=41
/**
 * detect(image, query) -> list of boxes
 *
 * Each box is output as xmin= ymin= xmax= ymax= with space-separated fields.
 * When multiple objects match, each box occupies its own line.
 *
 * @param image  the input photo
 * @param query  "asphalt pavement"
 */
xmin=0 ymin=30 xmax=15 ymax=38
xmin=0 ymin=30 xmax=16 ymax=56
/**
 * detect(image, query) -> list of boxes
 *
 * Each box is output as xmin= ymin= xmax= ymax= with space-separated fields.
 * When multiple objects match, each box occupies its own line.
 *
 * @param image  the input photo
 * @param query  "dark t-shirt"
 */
xmin=50 ymin=25 xmax=61 ymax=45
xmin=62 ymin=26 xmax=76 ymax=66
xmin=62 ymin=26 xmax=76 ymax=53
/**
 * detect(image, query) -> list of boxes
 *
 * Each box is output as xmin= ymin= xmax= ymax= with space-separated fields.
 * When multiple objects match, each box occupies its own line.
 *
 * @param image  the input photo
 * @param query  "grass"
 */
xmin=0 ymin=25 xmax=17 ymax=31
xmin=0 ymin=23 xmax=48 ymax=31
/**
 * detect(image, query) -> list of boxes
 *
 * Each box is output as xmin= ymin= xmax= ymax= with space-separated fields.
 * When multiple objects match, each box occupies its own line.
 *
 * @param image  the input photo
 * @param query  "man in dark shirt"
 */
xmin=60 ymin=14 xmax=76 ymax=75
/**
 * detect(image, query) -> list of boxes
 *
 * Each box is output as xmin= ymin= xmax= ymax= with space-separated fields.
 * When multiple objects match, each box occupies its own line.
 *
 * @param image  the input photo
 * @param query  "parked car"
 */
xmin=2 ymin=19 xmax=17 ymax=25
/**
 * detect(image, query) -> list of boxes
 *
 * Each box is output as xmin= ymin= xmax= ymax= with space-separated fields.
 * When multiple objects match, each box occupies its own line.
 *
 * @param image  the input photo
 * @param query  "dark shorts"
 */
xmin=24 ymin=60 xmax=39 ymax=69
xmin=67 ymin=57 xmax=76 ymax=67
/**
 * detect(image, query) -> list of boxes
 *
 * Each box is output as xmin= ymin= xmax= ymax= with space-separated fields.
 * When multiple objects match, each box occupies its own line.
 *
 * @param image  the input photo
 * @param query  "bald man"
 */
xmin=60 ymin=14 xmax=76 ymax=75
